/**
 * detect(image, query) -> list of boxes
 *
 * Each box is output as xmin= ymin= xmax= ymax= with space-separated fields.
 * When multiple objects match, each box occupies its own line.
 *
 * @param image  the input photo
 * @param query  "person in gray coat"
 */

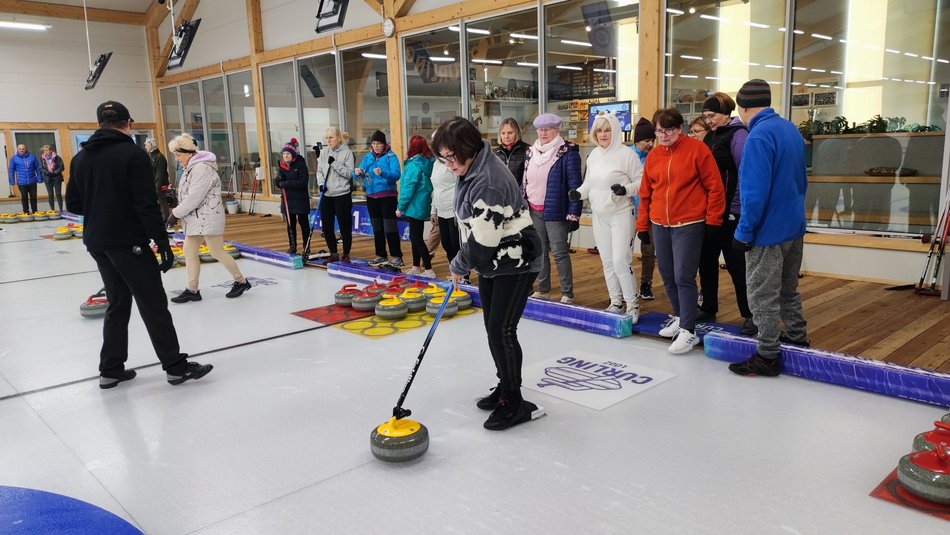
xmin=316 ymin=127 xmax=355 ymax=262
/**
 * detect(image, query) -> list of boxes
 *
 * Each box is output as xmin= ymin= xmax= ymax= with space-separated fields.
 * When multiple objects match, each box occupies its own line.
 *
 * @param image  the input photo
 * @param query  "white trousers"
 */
xmin=592 ymin=210 xmax=638 ymax=304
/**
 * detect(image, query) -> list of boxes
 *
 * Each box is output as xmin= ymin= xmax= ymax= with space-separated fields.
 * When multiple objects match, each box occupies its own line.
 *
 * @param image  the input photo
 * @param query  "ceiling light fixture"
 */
xmin=471 ymin=59 xmax=502 ymax=64
xmin=556 ymin=65 xmax=582 ymax=71
xmin=0 ymin=20 xmax=50 ymax=31
xmin=561 ymin=39 xmax=593 ymax=47
xmin=511 ymin=33 xmax=538 ymax=40
xmin=361 ymin=53 xmax=387 ymax=59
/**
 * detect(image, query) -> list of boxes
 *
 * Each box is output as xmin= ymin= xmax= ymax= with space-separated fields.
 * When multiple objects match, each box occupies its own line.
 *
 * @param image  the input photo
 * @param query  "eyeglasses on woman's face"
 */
xmin=656 ymin=126 xmax=679 ymax=137
xmin=436 ymin=151 xmax=458 ymax=164
xmin=689 ymin=128 xmax=706 ymax=138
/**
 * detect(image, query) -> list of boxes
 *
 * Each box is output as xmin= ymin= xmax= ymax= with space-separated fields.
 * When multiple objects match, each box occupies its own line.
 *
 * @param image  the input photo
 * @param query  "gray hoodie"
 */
xmin=317 ymin=143 xmax=355 ymax=197
xmin=450 ymin=140 xmax=542 ymax=278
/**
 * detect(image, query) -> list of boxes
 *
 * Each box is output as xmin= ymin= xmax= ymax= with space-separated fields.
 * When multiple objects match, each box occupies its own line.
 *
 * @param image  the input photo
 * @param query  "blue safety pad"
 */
xmin=328 ymin=262 xmax=632 ymax=338
xmin=634 ymin=311 xmax=742 ymax=342
xmin=703 ymin=331 xmax=950 ymax=407
xmin=0 ymin=486 xmax=140 ymax=534
xmin=181 ymin=234 xmax=303 ymax=269
xmin=60 ymin=211 xmax=83 ymax=224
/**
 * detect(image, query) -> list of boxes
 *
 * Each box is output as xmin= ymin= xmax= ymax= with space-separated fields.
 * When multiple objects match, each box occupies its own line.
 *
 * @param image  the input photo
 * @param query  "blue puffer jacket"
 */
xmin=9 ymin=152 xmax=42 ymax=186
xmin=397 ymin=155 xmax=434 ymax=220
xmin=356 ymin=149 xmax=401 ymax=197
xmin=524 ymin=142 xmax=583 ymax=221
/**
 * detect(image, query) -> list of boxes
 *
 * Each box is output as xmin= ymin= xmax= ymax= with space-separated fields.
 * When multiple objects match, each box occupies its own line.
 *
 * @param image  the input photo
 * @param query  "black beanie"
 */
xmin=702 ymin=97 xmax=724 ymax=114
xmin=371 ymin=130 xmax=386 ymax=144
xmin=633 ymin=117 xmax=655 ymax=143
xmin=736 ymin=79 xmax=771 ymax=109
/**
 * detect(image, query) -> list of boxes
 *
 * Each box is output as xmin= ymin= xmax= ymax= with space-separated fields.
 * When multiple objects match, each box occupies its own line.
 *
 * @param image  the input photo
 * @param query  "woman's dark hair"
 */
xmin=431 ymin=117 xmax=483 ymax=163
xmin=708 ymin=92 xmax=737 ymax=116
xmin=652 ymin=108 xmax=685 ymax=129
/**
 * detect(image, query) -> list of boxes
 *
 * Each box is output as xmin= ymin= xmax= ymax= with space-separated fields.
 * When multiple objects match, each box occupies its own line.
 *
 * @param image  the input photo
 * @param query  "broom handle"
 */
xmin=393 ymin=282 xmax=453 ymax=417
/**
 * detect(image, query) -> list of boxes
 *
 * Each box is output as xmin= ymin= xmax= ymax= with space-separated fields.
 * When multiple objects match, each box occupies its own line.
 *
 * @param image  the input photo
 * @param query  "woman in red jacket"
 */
xmin=636 ymin=108 xmax=725 ymax=354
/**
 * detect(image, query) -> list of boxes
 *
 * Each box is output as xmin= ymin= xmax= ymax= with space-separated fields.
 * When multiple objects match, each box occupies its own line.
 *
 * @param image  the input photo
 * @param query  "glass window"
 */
xmin=298 ymin=53 xmax=339 ymax=194
xmin=227 ymin=71 xmax=258 ymax=196
xmin=262 ymin=61 xmax=300 ymax=195
xmin=546 ymin=0 xmax=640 ymax=154
xmin=664 ymin=0 xmax=787 ymax=123
xmin=180 ymin=81 xmax=205 ymax=150
xmin=202 ymin=77 xmax=234 ymax=192
xmin=341 ymin=42 xmax=392 ymax=166
xmin=159 ymin=86 xmax=181 ymax=181
xmin=404 ymin=28 xmax=462 ymax=143
xmin=467 ymin=10 xmax=540 ymax=145
xmin=792 ymin=0 xmax=948 ymax=235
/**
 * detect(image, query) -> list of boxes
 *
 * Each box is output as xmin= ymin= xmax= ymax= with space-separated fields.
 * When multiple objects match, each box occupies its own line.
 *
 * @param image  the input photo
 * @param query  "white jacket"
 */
xmin=430 ymin=159 xmax=456 ymax=218
xmin=577 ymin=113 xmax=643 ymax=216
xmin=172 ymin=151 xmax=226 ymax=236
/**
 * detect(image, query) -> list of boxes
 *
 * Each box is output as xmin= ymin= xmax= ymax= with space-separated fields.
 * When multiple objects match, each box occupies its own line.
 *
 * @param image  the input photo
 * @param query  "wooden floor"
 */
xmin=222 ymin=213 xmax=950 ymax=373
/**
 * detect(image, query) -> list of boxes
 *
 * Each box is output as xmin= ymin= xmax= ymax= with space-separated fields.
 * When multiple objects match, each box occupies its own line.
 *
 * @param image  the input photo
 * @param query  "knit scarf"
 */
xmin=530 ymin=135 xmax=564 ymax=166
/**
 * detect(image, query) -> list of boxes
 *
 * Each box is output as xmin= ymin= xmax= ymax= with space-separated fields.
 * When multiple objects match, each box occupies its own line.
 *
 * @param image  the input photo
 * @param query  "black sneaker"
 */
xmin=226 ymin=280 xmax=252 ymax=298
xmin=740 ymin=317 xmax=758 ymax=336
xmin=695 ymin=309 xmax=717 ymax=323
xmin=476 ymin=386 xmax=501 ymax=411
xmin=99 ymin=370 xmax=137 ymax=389
xmin=640 ymin=282 xmax=654 ymax=300
xmin=779 ymin=333 xmax=810 ymax=347
xmin=171 ymin=289 xmax=202 ymax=303
xmin=484 ymin=398 xmax=542 ymax=431
xmin=369 ymin=256 xmax=388 ymax=267
xmin=167 ymin=361 xmax=214 ymax=385
xmin=728 ymin=354 xmax=781 ymax=377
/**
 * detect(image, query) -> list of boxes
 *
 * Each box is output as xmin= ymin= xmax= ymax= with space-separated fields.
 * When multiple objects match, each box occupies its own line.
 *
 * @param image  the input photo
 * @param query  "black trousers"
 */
xmin=438 ymin=216 xmax=461 ymax=264
xmin=407 ymin=217 xmax=432 ymax=269
xmin=45 ymin=176 xmax=64 ymax=211
xmin=319 ymin=194 xmax=353 ymax=256
xmin=366 ymin=196 xmax=402 ymax=259
xmin=285 ymin=213 xmax=311 ymax=253
xmin=89 ymin=246 xmax=186 ymax=376
xmin=479 ymin=271 xmax=537 ymax=396
xmin=699 ymin=214 xmax=751 ymax=318
xmin=18 ymin=184 xmax=38 ymax=213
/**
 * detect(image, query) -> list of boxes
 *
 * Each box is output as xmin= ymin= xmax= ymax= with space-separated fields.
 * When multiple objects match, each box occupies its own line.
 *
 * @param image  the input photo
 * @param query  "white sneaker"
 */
xmin=658 ymin=316 xmax=680 ymax=338
xmin=668 ymin=328 xmax=699 ymax=354
xmin=604 ymin=302 xmax=624 ymax=313
xmin=560 ymin=295 xmax=574 ymax=305
xmin=531 ymin=292 xmax=550 ymax=300
xmin=405 ymin=266 xmax=423 ymax=275
xmin=421 ymin=269 xmax=436 ymax=278
xmin=626 ymin=302 xmax=641 ymax=324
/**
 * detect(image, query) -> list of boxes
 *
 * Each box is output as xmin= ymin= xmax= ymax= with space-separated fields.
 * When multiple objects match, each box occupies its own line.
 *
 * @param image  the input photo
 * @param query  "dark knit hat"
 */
xmin=96 ymin=100 xmax=131 ymax=123
xmin=371 ymin=130 xmax=387 ymax=144
xmin=633 ymin=117 xmax=655 ymax=143
xmin=702 ymin=97 xmax=724 ymax=114
xmin=736 ymin=79 xmax=771 ymax=109
xmin=282 ymin=137 xmax=299 ymax=158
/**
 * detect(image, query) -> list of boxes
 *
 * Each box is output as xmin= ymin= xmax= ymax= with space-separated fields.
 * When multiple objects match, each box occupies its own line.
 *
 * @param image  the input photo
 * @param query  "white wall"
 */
xmin=261 ymin=0 xmax=382 ymax=52
xmin=171 ymin=0 xmax=251 ymax=71
xmin=0 ymin=17 xmax=153 ymax=122
xmin=406 ymin=0 xmax=451 ymax=15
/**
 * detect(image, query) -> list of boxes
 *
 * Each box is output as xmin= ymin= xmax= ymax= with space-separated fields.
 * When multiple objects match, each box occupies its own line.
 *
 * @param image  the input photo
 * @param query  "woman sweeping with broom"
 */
xmin=432 ymin=117 xmax=544 ymax=431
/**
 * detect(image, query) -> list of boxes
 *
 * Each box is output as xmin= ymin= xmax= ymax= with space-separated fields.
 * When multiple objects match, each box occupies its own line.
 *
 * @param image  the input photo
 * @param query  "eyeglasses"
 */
xmin=689 ymin=129 xmax=706 ymax=137
xmin=701 ymin=112 xmax=717 ymax=121
xmin=436 ymin=152 xmax=458 ymax=164
xmin=656 ymin=127 xmax=679 ymax=136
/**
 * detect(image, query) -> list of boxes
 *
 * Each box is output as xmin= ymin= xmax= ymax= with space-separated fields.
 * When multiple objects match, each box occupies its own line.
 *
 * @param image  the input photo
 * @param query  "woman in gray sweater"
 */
xmin=316 ymin=127 xmax=355 ymax=262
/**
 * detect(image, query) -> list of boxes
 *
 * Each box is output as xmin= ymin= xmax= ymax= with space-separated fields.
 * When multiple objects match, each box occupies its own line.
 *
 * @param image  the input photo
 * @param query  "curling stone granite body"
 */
xmin=362 ymin=280 xmax=388 ymax=296
xmin=224 ymin=244 xmax=241 ymax=259
xmin=942 ymin=413 xmax=950 ymax=424
xmin=47 ymin=210 xmax=61 ymax=220
xmin=370 ymin=418 xmax=430 ymax=462
xmin=913 ymin=421 xmax=950 ymax=452
xmin=897 ymin=447 xmax=950 ymax=504
xmin=18 ymin=213 xmax=34 ymax=222
xmin=426 ymin=296 xmax=458 ymax=317
xmin=375 ymin=296 xmax=408 ymax=320
xmin=421 ymin=283 xmax=445 ymax=302
xmin=399 ymin=290 xmax=427 ymax=312
xmin=79 ymin=290 xmax=109 ymax=318
xmin=334 ymin=284 xmax=362 ymax=307
xmin=351 ymin=291 xmax=383 ymax=312
xmin=382 ymin=283 xmax=405 ymax=298
xmin=53 ymin=227 xmax=73 ymax=240
xmin=33 ymin=212 xmax=48 ymax=221
xmin=450 ymin=289 xmax=472 ymax=310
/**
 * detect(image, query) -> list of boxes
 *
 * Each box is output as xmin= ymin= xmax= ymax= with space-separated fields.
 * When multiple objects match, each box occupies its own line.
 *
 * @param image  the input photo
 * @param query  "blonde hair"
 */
xmin=168 ymin=133 xmax=199 ymax=153
xmin=591 ymin=115 xmax=612 ymax=136
xmin=326 ymin=126 xmax=350 ymax=143
xmin=497 ymin=117 xmax=522 ymax=144
xmin=41 ymin=145 xmax=54 ymax=152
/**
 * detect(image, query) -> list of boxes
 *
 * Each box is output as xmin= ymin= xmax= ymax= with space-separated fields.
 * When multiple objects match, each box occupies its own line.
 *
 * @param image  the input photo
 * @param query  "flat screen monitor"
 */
xmin=588 ymin=101 xmax=633 ymax=132
xmin=167 ymin=18 xmax=201 ymax=71
xmin=84 ymin=52 xmax=112 ymax=90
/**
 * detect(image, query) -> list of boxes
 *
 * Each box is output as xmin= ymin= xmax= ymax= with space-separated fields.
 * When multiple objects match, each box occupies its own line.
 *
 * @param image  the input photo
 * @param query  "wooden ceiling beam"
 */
xmin=154 ymin=0 xmax=201 ymax=80
xmin=0 ymin=0 xmax=145 ymax=25
xmin=393 ymin=0 xmax=416 ymax=18
xmin=362 ymin=0 xmax=382 ymax=17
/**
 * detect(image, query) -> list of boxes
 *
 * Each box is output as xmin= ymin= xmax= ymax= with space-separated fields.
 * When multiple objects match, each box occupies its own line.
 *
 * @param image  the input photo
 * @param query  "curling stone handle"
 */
xmin=342 ymin=283 xmax=357 ymax=290
xmin=935 ymin=421 xmax=950 ymax=433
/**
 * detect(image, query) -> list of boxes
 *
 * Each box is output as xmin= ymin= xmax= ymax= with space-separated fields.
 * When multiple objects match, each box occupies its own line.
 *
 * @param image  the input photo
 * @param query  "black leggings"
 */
xmin=45 ymin=177 xmax=64 ymax=211
xmin=408 ymin=218 xmax=432 ymax=269
xmin=366 ymin=196 xmax=402 ymax=259
xmin=438 ymin=216 xmax=461 ymax=263
xmin=285 ymin=212 xmax=311 ymax=252
xmin=479 ymin=271 xmax=537 ymax=397
xmin=320 ymin=194 xmax=353 ymax=256
xmin=698 ymin=215 xmax=751 ymax=318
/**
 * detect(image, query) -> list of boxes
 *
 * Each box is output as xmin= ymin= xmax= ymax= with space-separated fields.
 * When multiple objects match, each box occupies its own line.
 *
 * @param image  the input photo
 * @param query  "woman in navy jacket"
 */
xmin=275 ymin=139 xmax=312 ymax=257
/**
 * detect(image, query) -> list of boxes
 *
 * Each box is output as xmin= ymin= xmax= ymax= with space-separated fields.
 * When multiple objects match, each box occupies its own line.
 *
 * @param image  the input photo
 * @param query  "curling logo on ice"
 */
xmin=212 ymin=276 xmax=277 ymax=289
xmin=538 ymin=357 xmax=652 ymax=392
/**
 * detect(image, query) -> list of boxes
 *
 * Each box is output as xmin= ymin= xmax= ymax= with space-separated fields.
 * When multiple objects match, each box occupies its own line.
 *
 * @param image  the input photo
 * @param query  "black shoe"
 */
xmin=695 ymin=309 xmax=717 ymax=323
xmin=167 ymin=361 xmax=214 ymax=385
xmin=171 ymin=289 xmax=202 ymax=303
xmin=728 ymin=354 xmax=781 ymax=377
xmin=287 ymin=248 xmax=297 ymax=255
xmin=484 ymin=398 xmax=541 ymax=431
xmin=640 ymin=282 xmax=654 ymax=300
xmin=476 ymin=386 xmax=501 ymax=411
xmin=226 ymin=280 xmax=252 ymax=298
xmin=779 ymin=333 xmax=810 ymax=347
xmin=740 ymin=317 xmax=758 ymax=336
xmin=327 ymin=254 xmax=340 ymax=263
xmin=99 ymin=370 xmax=137 ymax=389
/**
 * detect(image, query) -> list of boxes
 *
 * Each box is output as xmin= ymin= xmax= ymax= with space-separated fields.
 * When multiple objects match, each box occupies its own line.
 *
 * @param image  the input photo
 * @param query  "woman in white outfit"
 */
xmin=167 ymin=133 xmax=251 ymax=303
xmin=568 ymin=113 xmax=643 ymax=321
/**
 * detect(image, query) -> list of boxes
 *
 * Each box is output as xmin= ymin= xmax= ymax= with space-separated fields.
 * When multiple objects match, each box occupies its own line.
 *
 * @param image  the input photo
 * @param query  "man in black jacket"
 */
xmin=66 ymin=100 xmax=213 ymax=389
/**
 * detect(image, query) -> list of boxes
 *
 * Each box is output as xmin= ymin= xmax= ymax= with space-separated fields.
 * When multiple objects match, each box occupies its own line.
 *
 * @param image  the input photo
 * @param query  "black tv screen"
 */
xmin=85 ymin=52 xmax=112 ymax=90
xmin=167 ymin=18 xmax=201 ymax=71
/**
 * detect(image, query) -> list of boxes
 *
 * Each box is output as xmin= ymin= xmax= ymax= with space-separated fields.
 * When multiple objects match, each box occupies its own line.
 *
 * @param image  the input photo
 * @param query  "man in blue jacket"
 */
xmin=9 ymin=144 xmax=42 ymax=213
xmin=729 ymin=79 xmax=809 ymax=377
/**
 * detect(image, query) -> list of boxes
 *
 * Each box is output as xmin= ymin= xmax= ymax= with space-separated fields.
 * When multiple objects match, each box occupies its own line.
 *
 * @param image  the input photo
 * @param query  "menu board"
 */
xmin=548 ymin=60 xmax=616 ymax=101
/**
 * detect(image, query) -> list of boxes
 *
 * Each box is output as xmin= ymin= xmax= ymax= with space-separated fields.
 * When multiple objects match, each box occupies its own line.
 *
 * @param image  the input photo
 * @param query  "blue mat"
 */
xmin=703 ymin=331 xmax=950 ymax=407
xmin=634 ymin=311 xmax=742 ymax=342
xmin=0 ymin=486 xmax=140 ymax=534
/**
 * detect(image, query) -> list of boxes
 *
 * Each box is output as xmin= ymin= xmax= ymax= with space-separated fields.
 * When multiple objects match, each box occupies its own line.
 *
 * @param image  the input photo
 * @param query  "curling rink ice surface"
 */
xmin=1 ymin=218 xmax=948 ymax=534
